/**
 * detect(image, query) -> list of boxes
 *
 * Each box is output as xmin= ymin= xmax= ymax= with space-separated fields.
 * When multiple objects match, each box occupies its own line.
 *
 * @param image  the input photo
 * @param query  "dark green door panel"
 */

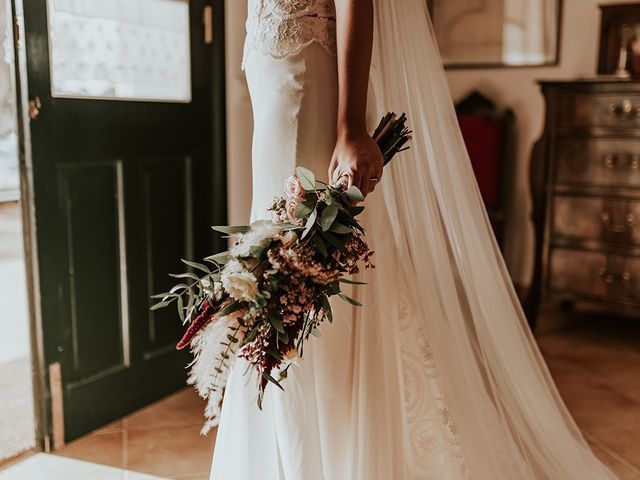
xmin=21 ymin=0 xmax=226 ymax=442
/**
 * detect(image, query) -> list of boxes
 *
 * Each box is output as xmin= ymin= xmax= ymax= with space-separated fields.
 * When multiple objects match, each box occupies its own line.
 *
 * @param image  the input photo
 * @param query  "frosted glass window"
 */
xmin=48 ymin=0 xmax=191 ymax=102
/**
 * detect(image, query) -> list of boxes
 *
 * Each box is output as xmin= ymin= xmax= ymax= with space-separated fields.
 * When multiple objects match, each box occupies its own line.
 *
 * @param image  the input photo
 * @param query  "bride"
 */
xmin=210 ymin=0 xmax=617 ymax=479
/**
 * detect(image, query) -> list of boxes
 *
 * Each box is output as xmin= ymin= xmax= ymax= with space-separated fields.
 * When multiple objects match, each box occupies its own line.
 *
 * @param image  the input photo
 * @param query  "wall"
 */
xmin=445 ymin=0 xmax=639 ymax=285
xmin=224 ymin=0 xmax=252 ymax=226
xmin=224 ymin=0 xmax=637 ymax=286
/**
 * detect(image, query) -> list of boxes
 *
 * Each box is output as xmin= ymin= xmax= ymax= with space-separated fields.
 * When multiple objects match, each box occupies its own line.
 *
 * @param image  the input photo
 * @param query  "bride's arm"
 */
xmin=329 ymin=0 xmax=383 ymax=196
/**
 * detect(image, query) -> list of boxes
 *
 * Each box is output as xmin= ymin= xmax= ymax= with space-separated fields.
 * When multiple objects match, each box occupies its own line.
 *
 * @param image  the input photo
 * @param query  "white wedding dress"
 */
xmin=210 ymin=1 xmax=618 ymax=479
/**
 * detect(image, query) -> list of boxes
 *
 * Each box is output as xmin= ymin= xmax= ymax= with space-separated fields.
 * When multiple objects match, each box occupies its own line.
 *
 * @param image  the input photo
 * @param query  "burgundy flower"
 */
xmin=176 ymin=301 xmax=215 ymax=350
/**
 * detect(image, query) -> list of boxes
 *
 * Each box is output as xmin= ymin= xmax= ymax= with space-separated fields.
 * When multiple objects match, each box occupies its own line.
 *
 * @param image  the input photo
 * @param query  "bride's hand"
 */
xmin=329 ymin=130 xmax=384 ymax=197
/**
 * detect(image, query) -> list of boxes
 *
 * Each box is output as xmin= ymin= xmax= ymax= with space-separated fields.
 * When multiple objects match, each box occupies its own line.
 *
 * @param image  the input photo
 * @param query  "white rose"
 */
xmin=221 ymin=260 xmax=259 ymax=302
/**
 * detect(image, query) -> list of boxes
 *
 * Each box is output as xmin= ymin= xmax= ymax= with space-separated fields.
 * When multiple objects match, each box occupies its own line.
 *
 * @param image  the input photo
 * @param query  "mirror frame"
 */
xmin=427 ymin=0 xmax=564 ymax=69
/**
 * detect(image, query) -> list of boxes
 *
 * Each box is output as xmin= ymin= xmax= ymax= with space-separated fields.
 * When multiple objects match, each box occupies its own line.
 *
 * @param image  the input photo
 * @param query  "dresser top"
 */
xmin=537 ymin=77 xmax=640 ymax=86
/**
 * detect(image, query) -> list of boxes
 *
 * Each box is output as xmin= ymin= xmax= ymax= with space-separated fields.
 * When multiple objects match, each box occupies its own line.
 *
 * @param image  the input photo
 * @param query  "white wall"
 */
xmin=224 ymin=0 xmax=636 ymax=286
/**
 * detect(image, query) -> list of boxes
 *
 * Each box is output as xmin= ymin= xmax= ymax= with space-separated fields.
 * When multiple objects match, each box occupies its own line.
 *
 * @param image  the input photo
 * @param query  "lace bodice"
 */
xmin=243 ymin=0 xmax=337 ymax=68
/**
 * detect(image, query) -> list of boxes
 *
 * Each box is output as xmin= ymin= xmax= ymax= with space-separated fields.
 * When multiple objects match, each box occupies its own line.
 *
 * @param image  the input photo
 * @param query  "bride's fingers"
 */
xmin=350 ymin=171 xmax=362 ymax=193
xmin=360 ymin=174 xmax=371 ymax=197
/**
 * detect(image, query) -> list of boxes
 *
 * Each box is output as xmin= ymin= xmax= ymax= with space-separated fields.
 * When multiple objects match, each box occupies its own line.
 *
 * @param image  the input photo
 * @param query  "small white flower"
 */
xmin=221 ymin=260 xmax=259 ymax=302
xmin=231 ymin=221 xmax=282 ymax=258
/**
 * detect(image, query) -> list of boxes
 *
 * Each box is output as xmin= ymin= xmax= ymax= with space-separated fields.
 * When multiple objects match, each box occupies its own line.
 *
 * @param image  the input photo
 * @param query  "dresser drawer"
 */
xmin=549 ymin=249 xmax=640 ymax=303
xmin=556 ymin=139 xmax=640 ymax=189
xmin=558 ymin=94 xmax=640 ymax=129
xmin=553 ymin=196 xmax=640 ymax=245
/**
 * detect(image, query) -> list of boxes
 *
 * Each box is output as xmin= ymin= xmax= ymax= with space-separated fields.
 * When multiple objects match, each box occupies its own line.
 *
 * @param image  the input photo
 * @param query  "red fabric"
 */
xmin=457 ymin=115 xmax=504 ymax=208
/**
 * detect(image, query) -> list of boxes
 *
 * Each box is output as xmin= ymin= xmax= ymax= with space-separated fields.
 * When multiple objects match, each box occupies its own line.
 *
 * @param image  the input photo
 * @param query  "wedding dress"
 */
xmin=210 ymin=1 xmax=618 ymax=479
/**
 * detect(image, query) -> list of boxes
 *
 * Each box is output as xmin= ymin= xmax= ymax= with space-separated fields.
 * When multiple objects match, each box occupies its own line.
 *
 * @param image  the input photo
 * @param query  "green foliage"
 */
xmin=295 ymin=166 xmax=316 ymax=190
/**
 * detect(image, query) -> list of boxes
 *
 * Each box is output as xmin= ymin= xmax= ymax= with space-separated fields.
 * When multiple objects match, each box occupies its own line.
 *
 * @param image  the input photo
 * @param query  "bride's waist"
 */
xmin=244 ymin=14 xmax=336 ymax=64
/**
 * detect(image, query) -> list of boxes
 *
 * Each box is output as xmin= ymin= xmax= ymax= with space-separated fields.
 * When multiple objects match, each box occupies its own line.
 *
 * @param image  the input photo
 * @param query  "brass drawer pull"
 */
xmin=601 ymin=211 xmax=636 ymax=233
xmin=602 ymin=152 xmax=640 ymax=170
xmin=609 ymin=99 xmax=640 ymax=120
xmin=598 ymin=268 xmax=632 ymax=285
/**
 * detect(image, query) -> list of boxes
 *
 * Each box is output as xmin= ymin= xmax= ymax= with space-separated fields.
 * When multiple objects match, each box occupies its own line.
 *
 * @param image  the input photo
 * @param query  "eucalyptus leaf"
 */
xmin=311 ymin=234 xmax=328 ymax=258
xmin=150 ymin=301 xmax=170 ymax=311
xmin=169 ymin=272 xmax=201 ymax=281
xmin=277 ymin=329 xmax=290 ymax=344
xmin=295 ymin=202 xmax=314 ymax=218
xmin=338 ymin=293 xmax=363 ymax=307
xmin=219 ymin=301 xmax=245 ymax=317
xmin=344 ymin=186 xmax=365 ymax=202
xmin=320 ymin=295 xmax=333 ymax=323
xmin=206 ymin=251 xmax=230 ymax=265
xmin=263 ymin=372 xmax=285 ymax=391
xmin=266 ymin=345 xmax=283 ymax=362
xmin=177 ymin=295 xmax=185 ymax=321
xmin=212 ymin=225 xmax=251 ymax=235
xmin=301 ymin=209 xmax=318 ymax=240
xmin=320 ymin=231 xmax=346 ymax=252
xmin=339 ymin=278 xmax=367 ymax=285
xmin=329 ymin=222 xmax=352 ymax=235
xmin=181 ymin=259 xmax=210 ymax=274
xmin=326 ymin=281 xmax=341 ymax=296
xmin=310 ymin=328 xmax=322 ymax=338
xmin=348 ymin=206 xmax=365 ymax=216
xmin=170 ymin=283 xmax=189 ymax=294
xmin=268 ymin=312 xmax=285 ymax=334
xmin=150 ymin=292 xmax=178 ymax=299
xmin=319 ymin=204 xmax=339 ymax=231
xmin=295 ymin=166 xmax=316 ymax=190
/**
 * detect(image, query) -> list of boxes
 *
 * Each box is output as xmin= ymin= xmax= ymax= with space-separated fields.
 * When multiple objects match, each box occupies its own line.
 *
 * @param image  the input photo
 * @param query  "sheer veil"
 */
xmin=369 ymin=1 xmax=617 ymax=478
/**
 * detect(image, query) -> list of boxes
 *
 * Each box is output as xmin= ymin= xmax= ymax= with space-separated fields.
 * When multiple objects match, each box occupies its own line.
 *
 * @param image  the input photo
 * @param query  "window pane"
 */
xmin=48 ymin=0 xmax=191 ymax=102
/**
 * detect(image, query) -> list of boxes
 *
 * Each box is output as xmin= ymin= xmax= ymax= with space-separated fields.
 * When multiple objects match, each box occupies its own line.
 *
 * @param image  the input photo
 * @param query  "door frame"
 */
xmin=9 ymin=0 xmax=227 ymax=452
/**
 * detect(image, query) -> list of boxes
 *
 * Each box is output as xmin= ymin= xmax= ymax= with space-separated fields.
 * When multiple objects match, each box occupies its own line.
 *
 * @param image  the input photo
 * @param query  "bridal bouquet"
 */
xmin=152 ymin=113 xmax=411 ymax=433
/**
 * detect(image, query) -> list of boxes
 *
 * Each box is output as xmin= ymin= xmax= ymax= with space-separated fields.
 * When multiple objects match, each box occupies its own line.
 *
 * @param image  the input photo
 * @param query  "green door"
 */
xmin=20 ymin=0 xmax=226 ymax=444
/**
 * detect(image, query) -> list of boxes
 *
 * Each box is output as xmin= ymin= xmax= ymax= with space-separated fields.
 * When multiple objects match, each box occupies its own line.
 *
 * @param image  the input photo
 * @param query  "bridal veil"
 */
xmin=369 ymin=0 xmax=617 ymax=478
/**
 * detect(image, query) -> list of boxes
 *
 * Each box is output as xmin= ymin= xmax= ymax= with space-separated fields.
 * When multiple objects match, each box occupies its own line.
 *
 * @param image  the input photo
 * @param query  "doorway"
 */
xmin=0 ymin=0 xmax=35 ymax=463
xmin=5 ymin=0 xmax=226 ymax=455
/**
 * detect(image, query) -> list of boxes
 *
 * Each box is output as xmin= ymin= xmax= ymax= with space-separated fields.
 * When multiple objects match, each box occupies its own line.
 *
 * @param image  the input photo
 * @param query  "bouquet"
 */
xmin=152 ymin=113 xmax=411 ymax=433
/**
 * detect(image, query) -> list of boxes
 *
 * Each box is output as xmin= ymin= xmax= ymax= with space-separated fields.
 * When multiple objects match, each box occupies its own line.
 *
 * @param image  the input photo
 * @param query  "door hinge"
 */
xmin=203 ymin=5 xmax=213 ymax=44
xmin=29 ymin=96 xmax=42 ymax=120
xmin=13 ymin=15 xmax=20 ymax=45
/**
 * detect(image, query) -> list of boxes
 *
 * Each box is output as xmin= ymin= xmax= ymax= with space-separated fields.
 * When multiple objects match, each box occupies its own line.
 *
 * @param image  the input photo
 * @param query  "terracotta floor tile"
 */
xmin=544 ymin=349 xmax=640 ymax=468
xmin=55 ymin=431 xmax=124 ymax=469
xmin=126 ymin=389 xmax=205 ymax=431
xmin=126 ymin=424 xmax=214 ymax=478
xmin=93 ymin=419 xmax=124 ymax=435
xmin=37 ymin=309 xmax=640 ymax=478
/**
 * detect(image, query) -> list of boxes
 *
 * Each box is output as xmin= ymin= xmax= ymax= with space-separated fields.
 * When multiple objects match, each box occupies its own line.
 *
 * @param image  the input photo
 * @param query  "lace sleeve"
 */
xmin=243 ymin=0 xmax=337 ymax=69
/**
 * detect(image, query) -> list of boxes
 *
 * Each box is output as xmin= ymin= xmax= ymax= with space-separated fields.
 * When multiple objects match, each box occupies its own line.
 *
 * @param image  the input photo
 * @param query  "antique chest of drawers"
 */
xmin=528 ymin=80 xmax=640 ymax=322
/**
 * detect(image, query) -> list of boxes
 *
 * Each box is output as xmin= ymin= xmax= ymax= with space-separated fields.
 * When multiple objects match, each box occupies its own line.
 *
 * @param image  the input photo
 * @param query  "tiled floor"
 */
xmin=2 ymin=306 xmax=639 ymax=479
xmin=537 ymin=308 xmax=640 ymax=479
xmin=55 ymin=389 xmax=215 ymax=480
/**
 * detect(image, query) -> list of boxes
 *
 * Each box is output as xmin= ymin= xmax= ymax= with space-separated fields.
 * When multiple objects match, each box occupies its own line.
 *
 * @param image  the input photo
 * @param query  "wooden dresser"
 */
xmin=528 ymin=79 xmax=640 ymax=323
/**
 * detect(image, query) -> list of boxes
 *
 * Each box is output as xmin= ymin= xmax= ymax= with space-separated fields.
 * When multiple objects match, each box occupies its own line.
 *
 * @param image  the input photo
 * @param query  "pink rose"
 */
xmin=285 ymin=175 xmax=305 ymax=199
xmin=286 ymin=198 xmax=304 ymax=226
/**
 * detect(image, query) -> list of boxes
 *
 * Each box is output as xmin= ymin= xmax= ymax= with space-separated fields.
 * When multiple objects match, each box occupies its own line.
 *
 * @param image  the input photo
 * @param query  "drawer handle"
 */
xmin=601 ymin=211 xmax=637 ymax=233
xmin=598 ymin=268 xmax=631 ymax=285
xmin=602 ymin=153 xmax=640 ymax=170
xmin=609 ymin=99 xmax=640 ymax=120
